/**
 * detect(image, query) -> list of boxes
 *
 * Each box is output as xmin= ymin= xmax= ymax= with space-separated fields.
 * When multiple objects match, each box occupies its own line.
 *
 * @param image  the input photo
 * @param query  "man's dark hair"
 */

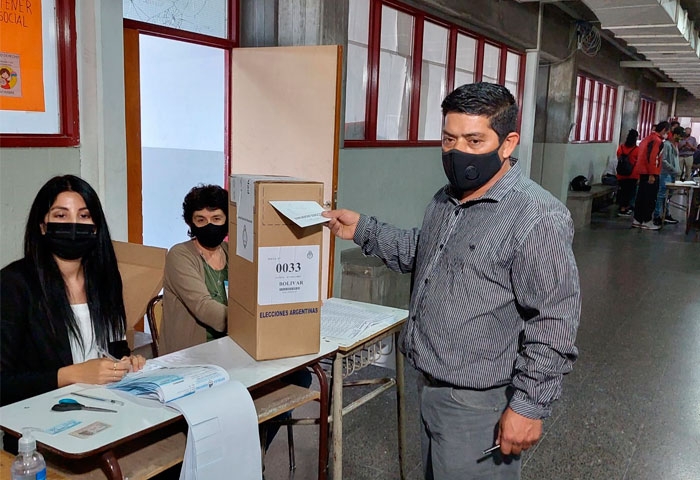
xmin=655 ymin=121 xmax=670 ymax=133
xmin=672 ymin=126 xmax=685 ymax=137
xmin=670 ymin=121 xmax=680 ymax=128
xmin=624 ymin=129 xmax=638 ymax=148
xmin=182 ymin=184 xmax=228 ymax=233
xmin=441 ymin=82 xmax=518 ymax=143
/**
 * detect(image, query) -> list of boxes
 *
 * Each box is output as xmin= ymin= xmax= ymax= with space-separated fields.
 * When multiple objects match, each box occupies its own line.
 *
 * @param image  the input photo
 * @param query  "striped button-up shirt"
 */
xmin=353 ymin=161 xmax=580 ymax=419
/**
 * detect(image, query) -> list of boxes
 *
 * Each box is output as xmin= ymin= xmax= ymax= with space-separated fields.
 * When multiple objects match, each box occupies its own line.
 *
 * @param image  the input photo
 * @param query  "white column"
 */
xmin=77 ymin=0 xmax=128 ymax=241
xmin=518 ymin=49 xmax=540 ymax=179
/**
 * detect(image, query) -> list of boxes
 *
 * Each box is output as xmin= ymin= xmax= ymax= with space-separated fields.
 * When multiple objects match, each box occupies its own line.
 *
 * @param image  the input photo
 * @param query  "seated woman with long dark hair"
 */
xmin=1 ymin=175 xmax=145 ymax=407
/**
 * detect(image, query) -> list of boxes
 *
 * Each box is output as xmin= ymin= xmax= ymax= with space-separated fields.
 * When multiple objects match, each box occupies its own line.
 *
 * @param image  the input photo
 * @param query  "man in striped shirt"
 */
xmin=323 ymin=82 xmax=580 ymax=479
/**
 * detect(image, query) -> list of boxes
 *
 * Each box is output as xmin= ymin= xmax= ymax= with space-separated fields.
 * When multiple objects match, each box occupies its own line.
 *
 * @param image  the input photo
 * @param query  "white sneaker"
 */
xmin=640 ymin=221 xmax=661 ymax=230
xmin=632 ymin=219 xmax=642 ymax=228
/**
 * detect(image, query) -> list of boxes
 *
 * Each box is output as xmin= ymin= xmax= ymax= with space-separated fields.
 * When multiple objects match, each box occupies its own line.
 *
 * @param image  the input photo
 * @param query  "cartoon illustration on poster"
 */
xmin=0 ymin=53 xmax=21 ymax=98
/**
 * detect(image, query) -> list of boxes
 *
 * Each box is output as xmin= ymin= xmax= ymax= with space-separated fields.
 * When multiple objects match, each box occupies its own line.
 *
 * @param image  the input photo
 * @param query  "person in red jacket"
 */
xmin=616 ymin=129 xmax=639 ymax=217
xmin=632 ymin=122 xmax=669 ymax=230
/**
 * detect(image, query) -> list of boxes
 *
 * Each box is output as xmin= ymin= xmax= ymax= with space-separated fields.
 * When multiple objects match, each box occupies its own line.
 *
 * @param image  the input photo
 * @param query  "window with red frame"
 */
xmin=637 ymin=97 xmax=656 ymax=140
xmin=573 ymin=74 xmax=617 ymax=143
xmin=345 ymin=0 xmax=525 ymax=146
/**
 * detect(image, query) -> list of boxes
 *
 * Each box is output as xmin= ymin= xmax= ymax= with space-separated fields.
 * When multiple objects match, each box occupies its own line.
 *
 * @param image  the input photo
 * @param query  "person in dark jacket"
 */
xmin=0 ymin=175 xmax=145 ymax=407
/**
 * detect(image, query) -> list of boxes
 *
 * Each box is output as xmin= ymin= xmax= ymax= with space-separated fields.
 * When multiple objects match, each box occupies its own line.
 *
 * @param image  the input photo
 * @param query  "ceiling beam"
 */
xmin=620 ymin=61 xmax=654 ymax=67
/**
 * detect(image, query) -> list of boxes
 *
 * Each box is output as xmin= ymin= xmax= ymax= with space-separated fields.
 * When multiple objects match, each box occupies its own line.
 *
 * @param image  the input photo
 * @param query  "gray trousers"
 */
xmin=419 ymin=375 xmax=521 ymax=480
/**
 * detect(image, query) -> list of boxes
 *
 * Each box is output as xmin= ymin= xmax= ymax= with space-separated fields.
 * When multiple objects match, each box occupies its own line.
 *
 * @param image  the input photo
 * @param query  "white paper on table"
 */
xmin=321 ymin=298 xmax=397 ymax=347
xmin=268 ymin=201 xmax=329 ymax=228
xmin=257 ymin=245 xmax=320 ymax=305
xmin=172 ymin=380 xmax=261 ymax=480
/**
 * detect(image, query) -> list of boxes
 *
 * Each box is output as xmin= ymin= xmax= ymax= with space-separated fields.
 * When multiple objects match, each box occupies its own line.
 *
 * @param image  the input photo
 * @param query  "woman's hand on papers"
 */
xmin=127 ymin=354 xmax=146 ymax=373
xmin=322 ymin=209 xmax=360 ymax=240
xmin=57 ymin=357 xmax=141 ymax=387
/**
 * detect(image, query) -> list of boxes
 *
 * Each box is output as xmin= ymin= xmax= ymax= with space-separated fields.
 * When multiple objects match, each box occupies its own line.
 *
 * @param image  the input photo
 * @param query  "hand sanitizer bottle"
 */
xmin=10 ymin=429 xmax=46 ymax=480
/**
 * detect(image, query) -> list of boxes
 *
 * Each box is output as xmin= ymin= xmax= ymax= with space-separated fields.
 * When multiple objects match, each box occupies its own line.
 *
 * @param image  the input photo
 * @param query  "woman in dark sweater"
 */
xmin=0 ymin=175 xmax=145 ymax=407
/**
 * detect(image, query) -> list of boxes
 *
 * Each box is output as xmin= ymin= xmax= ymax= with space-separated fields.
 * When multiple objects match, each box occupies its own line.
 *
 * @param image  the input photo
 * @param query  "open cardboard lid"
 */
xmin=113 ymin=241 xmax=166 ymax=329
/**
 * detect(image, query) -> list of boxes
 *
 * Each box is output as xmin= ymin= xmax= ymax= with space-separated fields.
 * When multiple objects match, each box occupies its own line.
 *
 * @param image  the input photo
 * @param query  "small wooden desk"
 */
xmin=324 ymin=299 xmax=409 ymax=480
xmin=0 ymin=337 xmax=338 ymax=480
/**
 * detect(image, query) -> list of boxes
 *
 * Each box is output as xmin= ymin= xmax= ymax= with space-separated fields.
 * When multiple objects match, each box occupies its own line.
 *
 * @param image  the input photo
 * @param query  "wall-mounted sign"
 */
xmin=0 ymin=0 xmax=45 ymax=112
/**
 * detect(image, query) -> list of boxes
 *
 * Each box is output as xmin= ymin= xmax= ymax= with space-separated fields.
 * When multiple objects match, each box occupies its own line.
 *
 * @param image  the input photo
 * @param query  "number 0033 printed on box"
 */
xmin=257 ymin=245 xmax=320 ymax=305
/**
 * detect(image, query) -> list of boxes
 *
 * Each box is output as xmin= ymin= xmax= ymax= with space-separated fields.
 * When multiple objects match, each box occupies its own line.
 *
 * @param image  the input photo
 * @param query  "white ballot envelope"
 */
xmin=269 ymin=201 xmax=330 ymax=228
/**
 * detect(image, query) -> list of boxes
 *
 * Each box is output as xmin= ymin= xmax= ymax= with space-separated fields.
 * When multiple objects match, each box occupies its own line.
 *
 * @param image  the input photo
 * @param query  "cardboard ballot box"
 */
xmin=113 ymin=241 xmax=166 ymax=349
xmin=228 ymin=175 xmax=323 ymax=360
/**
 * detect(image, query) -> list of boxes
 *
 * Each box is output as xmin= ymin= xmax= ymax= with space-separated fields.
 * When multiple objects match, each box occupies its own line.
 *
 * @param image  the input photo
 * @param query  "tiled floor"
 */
xmin=261 ymin=205 xmax=700 ymax=480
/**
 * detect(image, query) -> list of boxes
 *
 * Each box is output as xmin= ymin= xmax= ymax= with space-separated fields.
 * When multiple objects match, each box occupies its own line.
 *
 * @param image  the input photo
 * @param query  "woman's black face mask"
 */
xmin=44 ymin=222 xmax=98 ymax=260
xmin=191 ymin=223 xmax=228 ymax=248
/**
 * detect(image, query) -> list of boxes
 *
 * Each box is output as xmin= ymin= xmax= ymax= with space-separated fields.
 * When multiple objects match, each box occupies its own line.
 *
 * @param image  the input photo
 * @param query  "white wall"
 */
xmin=531 ymin=142 xmax=616 ymax=202
xmin=0 ymin=0 xmax=127 ymax=268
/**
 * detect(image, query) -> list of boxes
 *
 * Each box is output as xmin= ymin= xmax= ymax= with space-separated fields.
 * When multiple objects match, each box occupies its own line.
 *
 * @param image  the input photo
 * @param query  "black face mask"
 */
xmin=44 ymin=223 xmax=98 ymax=260
xmin=441 ymin=146 xmax=506 ymax=195
xmin=191 ymin=223 xmax=228 ymax=248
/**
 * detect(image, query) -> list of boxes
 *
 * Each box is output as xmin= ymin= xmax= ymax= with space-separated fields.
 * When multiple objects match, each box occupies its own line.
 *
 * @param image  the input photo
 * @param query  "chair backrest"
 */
xmin=146 ymin=294 xmax=163 ymax=358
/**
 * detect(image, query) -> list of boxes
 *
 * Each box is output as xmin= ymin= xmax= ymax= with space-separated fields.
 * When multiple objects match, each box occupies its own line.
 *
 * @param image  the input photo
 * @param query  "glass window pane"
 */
xmin=377 ymin=6 xmax=414 ymax=141
xmin=139 ymin=36 xmax=225 ymax=249
xmin=345 ymin=0 xmax=370 ymax=140
xmin=607 ymin=89 xmax=615 ymax=141
xmin=589 ymin=82 xmax=600 ymax=141
xmin=482 ymin=43 xmax=500 ymax=84
xmin=124 ymin=0 xmax=228 ymax=38
xmin=581 ymin=80 xmax=591 ymax=141
xmin=455 ymin=34 xmax=476 ymax=88
xmin=504 ymin=51 xmax=520 ymax=98
xmin=573 ymin=76 xmax=581 ymax=140
xmin=419 ymin=22 xmax=448 ymax=140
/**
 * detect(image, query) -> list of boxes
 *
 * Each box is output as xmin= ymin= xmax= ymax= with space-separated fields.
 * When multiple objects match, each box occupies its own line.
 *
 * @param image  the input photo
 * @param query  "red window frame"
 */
xmin=573 ymin=74 xmax=617 ymax=143
xmin=346 ymin=0 xmax=526 ymax=148
xmin=637 ymin=97 xmax=656 ymax=140
xmin=0 ymin=0 xmax=79 ymax=148
xmin=123 ymin=0 xmax=238 ymax=180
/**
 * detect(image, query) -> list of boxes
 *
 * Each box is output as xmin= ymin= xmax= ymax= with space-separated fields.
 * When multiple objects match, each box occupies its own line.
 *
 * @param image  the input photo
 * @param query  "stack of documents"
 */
xmin=108 ymin=362 xmax=229 ymax=403
xmin=109 ymin=358 xmax=261 ymax=479
xmin=321 ymin=298 xmax=397 ymax=347
xmin=674 ymin=180 xmax=698 ymax=185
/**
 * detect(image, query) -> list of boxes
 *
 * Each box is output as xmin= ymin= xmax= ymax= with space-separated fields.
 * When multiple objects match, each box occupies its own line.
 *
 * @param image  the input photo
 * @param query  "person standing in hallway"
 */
xmin=654 ymin=126 xmax=683 ymax=225
xmin=323 ymin=83 xmax=581 ymax=480
xmin=632 ymin=122 xmax=669 ymax=230
xmin=616 ymin=129 xmax=639 ymax=217
xmin=679 ymin=127 xmax=697 ymax=181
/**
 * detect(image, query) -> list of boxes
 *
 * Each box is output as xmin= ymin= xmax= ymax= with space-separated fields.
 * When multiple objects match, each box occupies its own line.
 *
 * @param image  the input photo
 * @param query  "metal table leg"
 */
xmin=332 ymin=353 xmax=344 ymax=479
xmin=395 ymin=331 xmax=407 ymax=480
xmin=100 ymin=450 xmax=122 ymax=480
xmin=311 ymin=363 xmax=330 ymax=480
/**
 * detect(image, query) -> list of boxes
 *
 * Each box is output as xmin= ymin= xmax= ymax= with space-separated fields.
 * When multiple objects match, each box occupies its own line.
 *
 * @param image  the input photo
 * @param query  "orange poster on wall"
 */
xmin=0 ymin=0 xmax=45 ymax=112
